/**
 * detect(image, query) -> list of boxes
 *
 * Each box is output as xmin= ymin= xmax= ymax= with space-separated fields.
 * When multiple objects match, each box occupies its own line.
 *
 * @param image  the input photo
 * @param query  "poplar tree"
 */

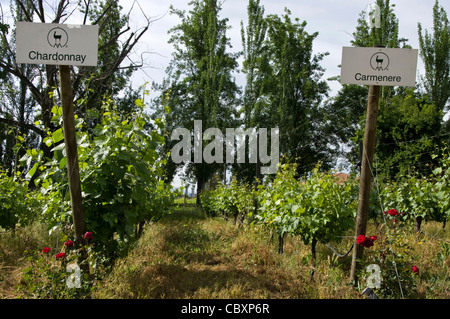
xmin=158 ymin=0 xmax=239 ymax=202
xmin=240 ymin=0 xmax=269 ymax=130
xmin=265 ymin=9 xmax=330 ymax=175
xmin=324 ymin=0 xmax=405 ymax=171
xmin=238 ymin=3 xmax=330 ymax=178
xmin=235 ymin=0 xmax=269 ymax=182
xmin=344 ymin=0 xmax=447 ymax=180
xmin=418 ymin=0 xmax=450 ymax=114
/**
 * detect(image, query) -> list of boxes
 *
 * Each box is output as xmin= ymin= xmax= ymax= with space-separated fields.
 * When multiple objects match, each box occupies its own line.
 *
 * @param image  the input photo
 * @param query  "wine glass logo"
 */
xmin=47 ymin=26 xmax=68 ymax=48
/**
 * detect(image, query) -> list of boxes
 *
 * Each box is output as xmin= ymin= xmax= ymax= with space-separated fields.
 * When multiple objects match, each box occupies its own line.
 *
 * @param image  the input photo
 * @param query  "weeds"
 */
xmin=1 ymin=205 xmax=448 ymax=299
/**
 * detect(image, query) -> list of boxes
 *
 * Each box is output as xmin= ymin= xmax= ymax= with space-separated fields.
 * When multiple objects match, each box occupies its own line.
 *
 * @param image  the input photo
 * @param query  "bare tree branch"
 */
xmin=93 ymin=0 xmax=115 ymax=29
xmin=15 ymin=0 xmax=34 ymax=22
xmin=82 ymin=0 xmax=92 ymax=25
xmin=37 ymin=0 xmax=45 ymax=22
xmin=52 ymin=0 xmax=71 ymax=23
xmin=0 ymin=116 xmax=44 ymax=137
xmin=0 ymin=60 xmax=42 ymax=107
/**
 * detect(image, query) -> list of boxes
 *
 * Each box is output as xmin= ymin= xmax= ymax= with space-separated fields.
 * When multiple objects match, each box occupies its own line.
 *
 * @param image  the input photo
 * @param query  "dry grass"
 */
xmin=406 ymin=223 xmax=450 ymax=298
xmin=0 ymin=223 xmax=59 ymax=298
xmin=93 ymin=207 xmax=359 ymax=299
xmin=1 ymin=206 xmax=448 ymax=299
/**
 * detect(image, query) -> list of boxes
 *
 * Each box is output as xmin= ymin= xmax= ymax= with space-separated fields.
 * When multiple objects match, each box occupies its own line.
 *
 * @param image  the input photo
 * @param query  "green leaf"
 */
xmin=52 ymin=128 xmax=64 ymax=144
xmin=135 ymin=99 xmax=143 ymax=107
xmin=51 ymin=143 xmax=66 ymax=152
xmin=59 ymin=157 xmax=67 ymax=170
xmin=51 ymin=105 xmax=63 ymax=116
xmin=27 ymin=163 xmax=39 ymax=179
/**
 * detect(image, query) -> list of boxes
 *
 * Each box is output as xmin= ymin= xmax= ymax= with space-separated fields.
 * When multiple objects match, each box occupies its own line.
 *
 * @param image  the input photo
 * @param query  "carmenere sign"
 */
xmin=16 ymin=21 xmax=98 ymax=66
xmin=340 ymin=46 xmax=418 ymax=87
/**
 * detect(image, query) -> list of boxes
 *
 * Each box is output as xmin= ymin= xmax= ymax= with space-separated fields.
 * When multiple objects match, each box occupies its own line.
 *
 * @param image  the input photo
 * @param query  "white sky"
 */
xmin=1 ymin=0 xmax=449 ymax=188
xmin=1 ymin=0 xmax=447 ymax=97
xmin=120 ymin=0 xmax=449 ymax=96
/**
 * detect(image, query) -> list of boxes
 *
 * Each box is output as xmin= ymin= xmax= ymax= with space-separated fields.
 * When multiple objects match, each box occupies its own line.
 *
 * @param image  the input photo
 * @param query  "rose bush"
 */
xmin=356 ymin=235 xmax=377 ymax=248
xmin=411 ymin=266 xmax=419 ymax=274
xmin=22 ymin=231 xmax=96 ymax=298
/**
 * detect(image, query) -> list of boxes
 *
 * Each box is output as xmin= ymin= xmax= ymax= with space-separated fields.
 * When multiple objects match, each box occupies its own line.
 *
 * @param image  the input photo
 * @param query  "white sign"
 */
xmin=16 ymin=22 xmax=98 ymax=66
xmin=340 ymin=47 xmax=418 ymax=87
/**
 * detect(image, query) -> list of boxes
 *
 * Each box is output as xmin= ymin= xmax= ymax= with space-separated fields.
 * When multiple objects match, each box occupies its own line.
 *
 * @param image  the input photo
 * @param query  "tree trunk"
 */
xmin=278 ymin=232 xmax=285 ymax=254
xmin=238 ymin=212 xmax=245 ymax=227
xmin=415 ymin=216 xmax=423 ymax=233
xmin=311 ymin=237 xmax=317 ymax=280
xmin=196 ymin=174 xmax=204 ymax=206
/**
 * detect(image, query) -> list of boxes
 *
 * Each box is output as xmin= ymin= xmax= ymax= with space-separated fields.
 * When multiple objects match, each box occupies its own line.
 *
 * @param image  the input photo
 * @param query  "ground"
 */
xmin=1 ymin=204 xmax=449 ymax=299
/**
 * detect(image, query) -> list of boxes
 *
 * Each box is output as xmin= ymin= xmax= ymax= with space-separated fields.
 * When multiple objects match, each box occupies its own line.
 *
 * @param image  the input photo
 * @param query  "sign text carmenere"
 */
xmin=340 ymin=47 xmax=418 ymax=87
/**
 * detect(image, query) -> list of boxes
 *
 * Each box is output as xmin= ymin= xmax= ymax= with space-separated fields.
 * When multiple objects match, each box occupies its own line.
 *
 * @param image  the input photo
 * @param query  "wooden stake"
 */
xmin=349 ymin=84 xmax=380 ymax=285
xmin=59 ymin=65 xmax=85 ymax=247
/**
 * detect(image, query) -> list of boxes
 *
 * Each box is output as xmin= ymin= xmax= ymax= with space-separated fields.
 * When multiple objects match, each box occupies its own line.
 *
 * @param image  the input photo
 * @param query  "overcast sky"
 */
xmin=120 ymin=0 xmax=449 ymax=96
xmin=1 ymin=0 xmax=448 ymax=187
xmin=1 ymin=0 xmax=448 ymax=96
xmin=121 ymin=0 xmax=448 ymax=187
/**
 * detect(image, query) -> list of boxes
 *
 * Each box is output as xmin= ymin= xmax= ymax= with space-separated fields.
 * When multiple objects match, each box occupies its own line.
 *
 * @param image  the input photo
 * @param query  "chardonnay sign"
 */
xmin=16 ymin=22 xmax=98 ymax=66
xmin=340 ymin=47 xmax=418 ymax=87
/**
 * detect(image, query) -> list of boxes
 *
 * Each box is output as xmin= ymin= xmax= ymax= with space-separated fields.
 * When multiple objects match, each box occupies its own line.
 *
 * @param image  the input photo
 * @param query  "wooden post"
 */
xmin=349 ymin=84 xmax=381 ymax=285
xmin=251 ymin=129 xmax=261 ymax=224
xmin=59 ymin=65 xmax=85 ymax=247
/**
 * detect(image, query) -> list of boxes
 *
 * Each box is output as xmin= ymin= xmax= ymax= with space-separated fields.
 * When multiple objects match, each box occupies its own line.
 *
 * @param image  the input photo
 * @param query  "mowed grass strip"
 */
xmin=3 ymin=205 xmax=446 ymax=298
xmin=93 ymin=206 xmax=358 ymax=299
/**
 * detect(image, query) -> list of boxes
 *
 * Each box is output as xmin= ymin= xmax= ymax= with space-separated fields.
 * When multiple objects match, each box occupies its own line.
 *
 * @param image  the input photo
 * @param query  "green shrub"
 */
xmin=0 ymin=171 xmax=38 ymax=230
xmin=256 ymin=163 xmax=358 ymax=246
xmin=19 ymin=97 xmax=178 ymax=256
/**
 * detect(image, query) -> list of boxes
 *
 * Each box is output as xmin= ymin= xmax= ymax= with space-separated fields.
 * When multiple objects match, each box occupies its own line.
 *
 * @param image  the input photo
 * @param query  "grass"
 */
xmin=0 ymin=222 xmax=61 ymax=298
xmin=1 ymin=205 xmax=449 ymax=299
xmin=93 ymin=206 xmax=359 ymax=299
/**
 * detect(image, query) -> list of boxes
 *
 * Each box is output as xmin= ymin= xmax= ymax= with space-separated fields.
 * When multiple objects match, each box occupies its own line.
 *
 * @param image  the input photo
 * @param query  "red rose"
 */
xmin=56 ymin=252 xmax=66 ymax=259
xmin=41 ymin=247 xmax=51 ymax=254
xmin=64 ymin=240 xmax=74 ymax=248
xmin=83 ymin=232 xmax=93 ymax=240
xmin=388 ymin=209 xmax=399 ymax=216
xmin=411 ymin=266 xmax=419 ymax=274
xmin=356 ymin=235 xmax=377 ymax=248
xmin=366 ymin=235 xmax=377 ymax=247
xmin=364 ymin=238 xmax=374 ymax=247
xmin=356 ymin=235 xmax=366 ymax=246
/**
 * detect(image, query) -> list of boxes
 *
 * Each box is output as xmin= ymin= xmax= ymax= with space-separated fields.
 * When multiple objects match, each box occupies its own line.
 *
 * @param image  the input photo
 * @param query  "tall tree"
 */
xmin=0 ymin=0 xmax=151 ymax=173
xmin=375 ymin=89 xmax=442 ymax=180
xmin=237 ymin=4 xmax=331 ymax=179
xmin=418 ymin=0 xmax=450 ymax=114
xmin=328 ymin=0 xmax=414 ymax=173
xmin=0 ymin=1 xmax=41 ymax=174
xmin=345 ymin=0 xmax=446 ymax=180
xmin=240 ymin=0 xmax=269 ymax=129
xmin=155 ymin=0 xmax=239 ymax=202
xmin=235 ymin=0 xmax=269 ymax=182
xmin=322 ymin=84 xmax=368 ymax=171
xmin=265 ymin=9 xmax=330 ymax=175
xmin=352 ymin=0 xmax=407 ymax=49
